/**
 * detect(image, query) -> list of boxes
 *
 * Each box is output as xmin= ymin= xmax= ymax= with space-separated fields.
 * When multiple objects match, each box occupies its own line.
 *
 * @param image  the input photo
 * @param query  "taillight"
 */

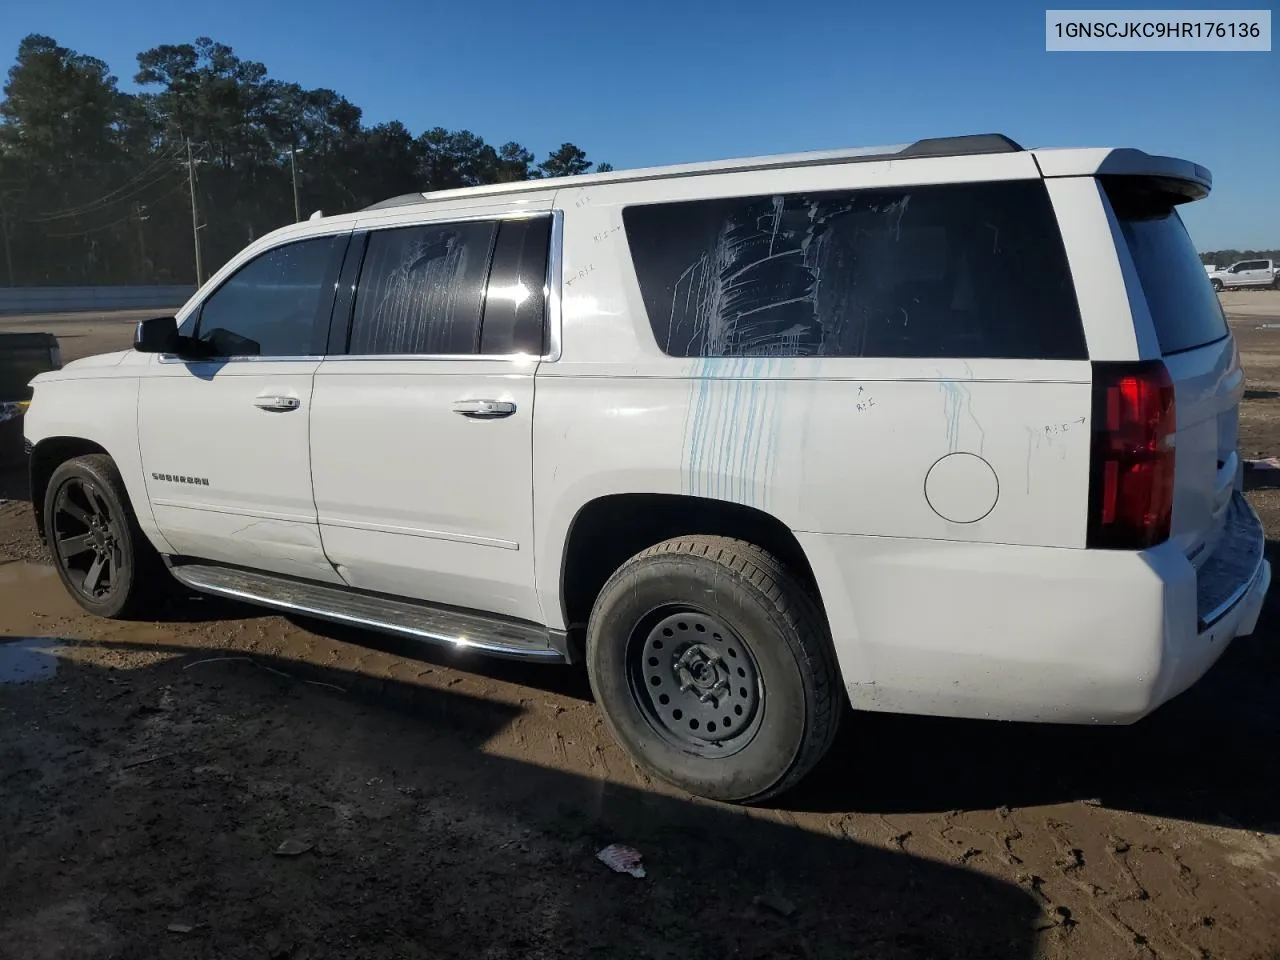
xmin=1087 ymin=360 xmax=1176 ymax=549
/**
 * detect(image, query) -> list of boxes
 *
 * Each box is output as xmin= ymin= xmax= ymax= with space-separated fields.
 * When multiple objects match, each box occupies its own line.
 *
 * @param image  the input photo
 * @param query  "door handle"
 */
xmin=253 ymin=395 xmax=301 ymax=412
xmin=452 ymin=399 xmax=516 ymax=419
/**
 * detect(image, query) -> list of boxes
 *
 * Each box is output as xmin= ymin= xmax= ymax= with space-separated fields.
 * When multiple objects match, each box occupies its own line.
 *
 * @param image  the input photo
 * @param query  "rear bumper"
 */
xmin=800 ymin=497 xmax=1270 ymax=724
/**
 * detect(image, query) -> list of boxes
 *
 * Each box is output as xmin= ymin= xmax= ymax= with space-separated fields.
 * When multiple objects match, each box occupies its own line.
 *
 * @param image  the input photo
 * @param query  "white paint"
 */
xmin=23 ymin=137 xmax=1269 ymax=732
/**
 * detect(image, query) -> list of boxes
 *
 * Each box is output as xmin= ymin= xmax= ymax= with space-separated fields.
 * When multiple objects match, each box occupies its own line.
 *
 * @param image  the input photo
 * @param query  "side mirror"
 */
xmin=134 ymin=316 xmax=180 ymax=354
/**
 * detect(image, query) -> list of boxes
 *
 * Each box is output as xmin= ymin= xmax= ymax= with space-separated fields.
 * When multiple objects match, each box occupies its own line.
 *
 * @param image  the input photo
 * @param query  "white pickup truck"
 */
xmin=1208 ymin=259 xmax=1280 ymax=291
xmin=22 ymin=134 xmax=1270 ymax=803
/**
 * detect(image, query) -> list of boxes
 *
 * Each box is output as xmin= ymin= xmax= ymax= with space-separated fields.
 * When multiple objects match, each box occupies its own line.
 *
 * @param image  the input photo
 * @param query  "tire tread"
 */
xmin=605 ymin=534 xmax=841 ymax=802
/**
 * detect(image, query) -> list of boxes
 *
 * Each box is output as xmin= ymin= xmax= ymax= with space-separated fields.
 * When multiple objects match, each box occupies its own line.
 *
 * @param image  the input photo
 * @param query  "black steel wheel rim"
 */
xmin=51 ymin=478 xmax=124 ymax=602
xmin=626 ymin=606 xmax=765 ymax=758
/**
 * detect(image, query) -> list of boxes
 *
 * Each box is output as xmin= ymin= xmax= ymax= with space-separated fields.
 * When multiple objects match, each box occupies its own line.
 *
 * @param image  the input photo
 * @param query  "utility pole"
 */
xmin=290 ymin=145 xmax=301 ymax=223
xmin=133 ymin=200 xmax=148 ymax=281
xmin=186 ymin=138 xmax=204 ymax=286
xmin=0 ymin=189 xmax=17 ymax=286
xmin=0 ymin=208 xmax=12 ymax=287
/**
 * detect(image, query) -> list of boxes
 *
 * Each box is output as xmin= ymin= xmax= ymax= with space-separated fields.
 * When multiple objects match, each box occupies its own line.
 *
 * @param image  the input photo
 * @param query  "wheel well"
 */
xmin=560 ymin=494 xmax=823 ymax=633
xmin=29 ymin=437 xmax=110 ymax=542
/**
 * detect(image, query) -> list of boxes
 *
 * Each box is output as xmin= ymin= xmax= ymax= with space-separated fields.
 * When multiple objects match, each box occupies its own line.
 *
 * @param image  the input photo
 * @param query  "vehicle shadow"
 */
xmin=139 ymin=535 xmax=1280 ymax=834
xmin=0 ymin=639 xmax=1045 ymax=960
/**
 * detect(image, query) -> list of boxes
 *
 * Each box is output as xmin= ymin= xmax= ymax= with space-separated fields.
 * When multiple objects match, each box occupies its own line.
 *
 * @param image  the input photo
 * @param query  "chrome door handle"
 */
xmin=253 ymin=395 xmax=301 ymax=412
xmin=452 ymin=399 xmax=516 ymax=419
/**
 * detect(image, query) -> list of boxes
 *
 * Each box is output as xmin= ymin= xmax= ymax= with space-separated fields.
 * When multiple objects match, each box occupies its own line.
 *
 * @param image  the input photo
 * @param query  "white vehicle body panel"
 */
xmin=310 ymin=355 xmax=541 ymax=621
xmin=136 ymin=356 xmax=340 ymax=583
xmin=24 ymin=139 xmax=1269 ymax=729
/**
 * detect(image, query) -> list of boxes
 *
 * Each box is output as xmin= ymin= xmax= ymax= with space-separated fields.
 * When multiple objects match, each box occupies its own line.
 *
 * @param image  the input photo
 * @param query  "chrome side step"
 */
xmin=167 ymin=561 xmax=566 ymax=663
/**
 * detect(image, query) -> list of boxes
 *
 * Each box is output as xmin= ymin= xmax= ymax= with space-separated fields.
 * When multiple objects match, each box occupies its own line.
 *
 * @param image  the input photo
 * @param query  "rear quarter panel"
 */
xmin=533 ymin=158 xmax=1100 ymax=670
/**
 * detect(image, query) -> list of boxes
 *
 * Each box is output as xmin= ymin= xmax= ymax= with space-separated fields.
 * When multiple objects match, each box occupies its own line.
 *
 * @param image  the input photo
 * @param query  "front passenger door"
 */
xmin=138 ymin=231 xmax=351 ymax=582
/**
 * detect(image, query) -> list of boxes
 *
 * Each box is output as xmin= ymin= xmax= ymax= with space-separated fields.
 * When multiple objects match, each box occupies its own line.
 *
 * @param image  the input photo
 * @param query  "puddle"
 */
xmin=0 ymin=560 xmax=57 ymax=585
xmin=0 ymin=637 xmax=62 ymax=684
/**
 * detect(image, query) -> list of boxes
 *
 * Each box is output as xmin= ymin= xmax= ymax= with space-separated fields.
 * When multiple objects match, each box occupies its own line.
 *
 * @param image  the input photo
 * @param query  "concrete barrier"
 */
xmin=0 ymin=285 xmax=195 ymax=316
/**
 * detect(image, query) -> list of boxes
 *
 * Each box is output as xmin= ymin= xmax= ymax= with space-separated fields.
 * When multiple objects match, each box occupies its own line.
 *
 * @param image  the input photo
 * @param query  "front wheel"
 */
xmin=1211 ymin=278 xmax=1223 ymax=292
xmin=586 ymin=536 xmax=842 ymax=803
xmin=43 ymin=454 xmax=167 ymax=619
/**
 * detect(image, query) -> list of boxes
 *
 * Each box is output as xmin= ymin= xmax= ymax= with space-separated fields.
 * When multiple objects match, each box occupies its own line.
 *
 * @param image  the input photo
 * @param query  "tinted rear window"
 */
xmin=622 ymin=180 xmax=1086 ymax=360
xmin=1106 ymin=180 xmax=1228 ymax=356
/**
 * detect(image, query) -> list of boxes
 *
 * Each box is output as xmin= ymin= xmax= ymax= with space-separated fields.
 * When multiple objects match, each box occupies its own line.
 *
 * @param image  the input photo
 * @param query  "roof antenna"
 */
xmin=309 ymin=210 xmax=323 ymax=221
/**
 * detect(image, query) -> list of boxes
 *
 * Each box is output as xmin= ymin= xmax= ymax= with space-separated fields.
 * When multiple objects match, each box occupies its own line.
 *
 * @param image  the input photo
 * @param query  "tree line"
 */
xmin=1200 ymin=250 xmax=1280 ymax=265
xmin=0 ymin=34 xmax=611 ymax=287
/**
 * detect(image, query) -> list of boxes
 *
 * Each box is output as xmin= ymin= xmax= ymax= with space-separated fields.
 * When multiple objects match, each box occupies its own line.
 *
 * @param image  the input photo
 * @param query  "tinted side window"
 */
xmin=349 ymin=221 xmax=497 ymax=355
xmin=480 ymin=218 xmax=551 ymax=355
xmin=196 ymin=234 xmax=347 ymax=357
xmin=622 ymin=180 xmax=1086 ymax=360
xmin=1105 ymin=178 xmax=1228 ymax=356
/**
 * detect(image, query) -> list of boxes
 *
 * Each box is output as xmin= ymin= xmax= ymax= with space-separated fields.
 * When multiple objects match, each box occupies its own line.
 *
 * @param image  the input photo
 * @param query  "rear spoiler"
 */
xmin=1033 ymin=148 xmax=1211 ymax=201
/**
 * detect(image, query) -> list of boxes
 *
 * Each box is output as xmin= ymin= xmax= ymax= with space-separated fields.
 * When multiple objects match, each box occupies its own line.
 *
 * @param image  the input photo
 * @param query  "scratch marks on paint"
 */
xmin=938 ymin=378 xmax=985 ymax=455
xmin=659 ymin=193 xmax=917 ymax=359
xmin=1024 ymin=417 xmax=1087 ymax=492
xmin=1023 ymin=426 xmax=1038 ymax=494
xmin=670 ymin=196 xmax=914 ymax=503
xmin=683 ymin=357 xmax=786 ymax=508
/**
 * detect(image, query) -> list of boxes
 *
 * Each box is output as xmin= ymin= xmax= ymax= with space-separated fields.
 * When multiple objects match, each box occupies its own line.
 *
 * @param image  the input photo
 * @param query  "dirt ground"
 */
xmin=2 ymin=297 xmax=1279 ymax=960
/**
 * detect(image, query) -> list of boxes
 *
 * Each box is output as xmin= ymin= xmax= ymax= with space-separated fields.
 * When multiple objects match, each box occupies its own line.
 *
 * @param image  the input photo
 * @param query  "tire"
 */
xmin=586 ymin=536 xmax=842 ymax=803
xmin=1211 ymin=278 xmax=1223 ymax=292
xmin=43 ymin=454 xmax=168 ymax=619
xmin=1272 ymin=276 xmax=1279 ymax=291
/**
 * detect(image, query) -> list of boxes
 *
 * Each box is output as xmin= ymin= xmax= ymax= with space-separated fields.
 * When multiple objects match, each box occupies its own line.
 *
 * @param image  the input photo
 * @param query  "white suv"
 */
xmin=23 ymin=134 xmax=1270 ymax=803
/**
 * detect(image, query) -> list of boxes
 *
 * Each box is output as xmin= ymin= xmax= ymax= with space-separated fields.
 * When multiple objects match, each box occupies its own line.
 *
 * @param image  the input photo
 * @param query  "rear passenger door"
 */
xmin=309 ymin=207 xmax=555 ymax=623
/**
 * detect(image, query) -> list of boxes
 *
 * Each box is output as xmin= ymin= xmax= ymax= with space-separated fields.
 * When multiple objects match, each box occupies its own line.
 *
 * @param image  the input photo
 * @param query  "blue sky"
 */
xmin=1 ymin=0 xmax=1276 ymax=249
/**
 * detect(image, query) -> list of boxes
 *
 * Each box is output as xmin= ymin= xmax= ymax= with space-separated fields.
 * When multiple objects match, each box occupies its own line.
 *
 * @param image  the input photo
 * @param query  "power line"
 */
xmin=42 ymin=176 xmax=189 ymax=238
xmin=26 ymin=164 xmax=187 ymax=226
xmin=28 ymin=146 xmax=185 ymax=222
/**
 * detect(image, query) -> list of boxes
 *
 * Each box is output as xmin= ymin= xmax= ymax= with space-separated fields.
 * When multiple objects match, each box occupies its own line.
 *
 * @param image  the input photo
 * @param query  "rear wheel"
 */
xmin=44 ymin=454 xmax=167 ymax=619
xmin=586 ymin=536 xmax=841 ymax=803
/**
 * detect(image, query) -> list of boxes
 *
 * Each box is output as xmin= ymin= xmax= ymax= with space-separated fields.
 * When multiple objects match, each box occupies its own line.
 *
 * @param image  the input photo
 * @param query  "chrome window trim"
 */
xmin=543 ymin=207 xmax=564 ymax=362
xmin=157 ymin=354 xmax=324 ymax=364
xmin=155 ymin=209 xmax=563 ymax=365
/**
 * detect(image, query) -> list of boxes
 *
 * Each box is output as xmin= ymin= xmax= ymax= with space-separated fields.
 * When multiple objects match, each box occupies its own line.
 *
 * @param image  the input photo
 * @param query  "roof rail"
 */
xmin=362 ymin=193 xmax=426 ymax=211
xmin=898 ymin=134 xmax=1024 ymax=158
xmin=358 ymin=134 xmax=1027 ymax=209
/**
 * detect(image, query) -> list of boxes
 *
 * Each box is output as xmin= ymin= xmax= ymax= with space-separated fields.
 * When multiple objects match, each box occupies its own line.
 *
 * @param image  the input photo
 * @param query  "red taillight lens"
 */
xmin=1087 ymin=361 xmax=1176 ymax=549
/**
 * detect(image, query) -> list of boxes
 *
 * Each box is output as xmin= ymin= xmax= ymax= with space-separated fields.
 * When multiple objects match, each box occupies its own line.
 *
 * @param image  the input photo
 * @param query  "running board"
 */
xmin=166 ymin=561 xmax=566 ymax=663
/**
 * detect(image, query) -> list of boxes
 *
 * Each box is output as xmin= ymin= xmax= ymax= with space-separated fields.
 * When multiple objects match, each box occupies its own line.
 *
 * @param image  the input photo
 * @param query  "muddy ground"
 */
xmin=1 ymin=297 xmax=1279 ymax=960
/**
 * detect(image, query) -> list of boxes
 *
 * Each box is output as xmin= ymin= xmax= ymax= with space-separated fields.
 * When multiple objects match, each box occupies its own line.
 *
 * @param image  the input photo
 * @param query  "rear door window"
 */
xmin=479 ymin=217 xmax=551 ymax=355
xmin=1106 ymin=179 xmax=1228 ymax=356
xmin=622 ymin=179 xmax=1086 ymax=360
xmin=348 ymin=221 xmax=498 ymax=355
